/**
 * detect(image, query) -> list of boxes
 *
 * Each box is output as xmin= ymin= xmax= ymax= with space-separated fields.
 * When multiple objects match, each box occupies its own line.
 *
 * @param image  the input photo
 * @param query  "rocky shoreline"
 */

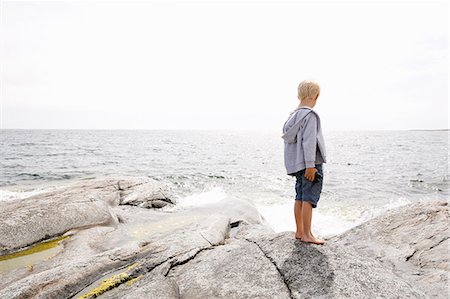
xmin=0 ymin=176 xmax=448 ymax=299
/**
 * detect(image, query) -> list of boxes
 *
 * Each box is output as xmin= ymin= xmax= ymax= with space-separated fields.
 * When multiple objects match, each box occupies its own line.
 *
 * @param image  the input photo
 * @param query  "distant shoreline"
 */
xmin=1 ymin=128 xmax=449 ymax=131
xmin=407 ymin=129 xmax=449 ymax=131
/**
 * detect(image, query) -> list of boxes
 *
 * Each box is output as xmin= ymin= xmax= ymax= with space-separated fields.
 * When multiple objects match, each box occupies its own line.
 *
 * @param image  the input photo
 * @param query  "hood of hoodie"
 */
xmin=281 ymin=108 xmax=314 ymax=143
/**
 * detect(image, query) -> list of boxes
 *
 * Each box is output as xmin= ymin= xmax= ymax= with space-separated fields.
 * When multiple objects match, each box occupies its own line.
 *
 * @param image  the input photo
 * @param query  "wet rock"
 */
xmin=117 ymin=177 xmax=174 ymax=208
xmin=0 ymin=177 xmax=173 ymax=255
xmin=102 ymin=201 xmax=447 ymax=299
xmin=0 ymin=178 xmax=447 ymax=299
xmin=0 ymin=192 xmax=259 ymax=299
xmin=0 ymin=189 xmax=115 ymax=255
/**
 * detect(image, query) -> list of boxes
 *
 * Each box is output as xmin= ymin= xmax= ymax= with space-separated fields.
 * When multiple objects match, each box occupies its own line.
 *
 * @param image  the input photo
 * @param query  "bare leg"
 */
xmin=301 ymin=201 xmax=325 ymax=245
xmin=294 ymin=200 xmax=303 ymax=239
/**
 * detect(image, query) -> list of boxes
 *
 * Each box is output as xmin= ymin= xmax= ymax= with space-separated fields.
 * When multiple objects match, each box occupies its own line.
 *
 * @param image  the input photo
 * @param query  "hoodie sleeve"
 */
xmin=301 ymin=113 xmax=318 ymax=168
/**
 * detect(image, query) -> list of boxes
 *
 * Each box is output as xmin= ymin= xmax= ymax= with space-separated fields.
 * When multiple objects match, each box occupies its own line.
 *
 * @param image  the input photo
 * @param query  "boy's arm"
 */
xmin=302 ymin=113 xmax=318 ymax=169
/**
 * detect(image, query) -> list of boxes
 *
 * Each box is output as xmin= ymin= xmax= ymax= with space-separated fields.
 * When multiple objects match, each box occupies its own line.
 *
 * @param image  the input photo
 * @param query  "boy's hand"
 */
xmin=304 ymin=167 xmax=317 ymax=181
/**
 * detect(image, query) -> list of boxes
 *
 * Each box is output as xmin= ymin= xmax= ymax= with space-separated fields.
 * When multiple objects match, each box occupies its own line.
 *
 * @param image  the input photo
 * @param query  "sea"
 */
xmin=1 ymin=129 xmax=448 ymax=238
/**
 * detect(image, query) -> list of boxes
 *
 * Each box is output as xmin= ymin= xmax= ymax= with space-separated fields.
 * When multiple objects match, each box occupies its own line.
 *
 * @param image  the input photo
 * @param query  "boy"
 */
xmin=281 ymin=80 xmax=327 ymax=245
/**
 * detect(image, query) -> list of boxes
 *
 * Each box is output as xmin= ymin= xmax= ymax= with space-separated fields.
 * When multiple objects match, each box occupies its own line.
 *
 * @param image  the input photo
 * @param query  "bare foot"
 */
xmin=295 ymin=234 xmax=303 ymax=240
xmin=301 ymin=235 xmax=325 ymax=245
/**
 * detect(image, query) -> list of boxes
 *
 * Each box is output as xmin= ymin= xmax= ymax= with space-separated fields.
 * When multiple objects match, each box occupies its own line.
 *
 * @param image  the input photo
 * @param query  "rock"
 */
xmin=332 ymin=200 xmax=449 ymax=298
xmin=0 ymin=191 xmax=262 ymax=299
xmin=97 ymin=201 xmax=447 ymax=299
xmin=150 ymin=199 xmax=170 ymax=208
xmin=0 ymin=188 xmax=115 ymax=255
xmin=0 ymin=245 xmax=140 ymax=299
xmin=101 ymin=265 xmax=181 ymax=299
xmin=117 ymin=177 xmax=174 ymax=208
xmin=0 ymin=176 xmax=173 ymax=255
xmin=0 ymin=177 xmax=447 ymax=299
xmin=181 ymin=196 xmax=265 ymax=227
xmin=235 ymin=225 xmax=425 ymax=299
xmin=153 ymin=221 xmax=425 ymax=299
xmin=166 ymin=237 xmax=292 ymax=299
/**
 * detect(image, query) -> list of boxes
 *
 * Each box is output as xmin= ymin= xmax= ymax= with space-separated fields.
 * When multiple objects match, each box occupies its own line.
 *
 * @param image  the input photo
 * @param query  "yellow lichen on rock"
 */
xmin=126 ymin=262 xmax=139 ymax=271
xmin=125 ymin=276 xmax=140 ymax=287
xmin=0 ymin=236 xmax=69 ymax=262
xmin=78 ymin=272 xmax=131 ymax=299
xmin=78 ymin=263 xmax=140 ymax=299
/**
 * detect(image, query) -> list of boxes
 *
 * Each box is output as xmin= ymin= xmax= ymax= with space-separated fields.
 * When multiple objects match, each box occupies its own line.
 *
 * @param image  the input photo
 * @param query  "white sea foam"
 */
xmin=1 ymin=189 xmax=41 ymax=202
xmin=166 ymin=187 xmax=228 ymax=212
xmin=357 ymin=197 xmax=412 ymax=224
xmin=166 ymin=190 xmax=417 ymax=238
xmin=255 ymin=196 xmax=414 ymax=238
xmin=0 ymin=185 xmax=65 ymax=202
xmin=255 ymin=202 xmax=357 ymax=238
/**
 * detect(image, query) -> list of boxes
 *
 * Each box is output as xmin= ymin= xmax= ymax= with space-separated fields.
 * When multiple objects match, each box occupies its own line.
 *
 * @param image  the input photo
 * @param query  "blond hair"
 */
xmin=298 ymin=80 xmax=320 ymax=101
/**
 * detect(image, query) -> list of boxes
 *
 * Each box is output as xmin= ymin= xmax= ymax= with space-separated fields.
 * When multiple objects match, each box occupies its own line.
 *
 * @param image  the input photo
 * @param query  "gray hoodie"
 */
xmin=281 ymin=107 xmax=327 ymax=175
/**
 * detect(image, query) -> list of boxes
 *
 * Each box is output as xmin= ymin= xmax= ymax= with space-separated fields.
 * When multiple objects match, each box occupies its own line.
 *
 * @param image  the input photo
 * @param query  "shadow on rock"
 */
xmin=280 ymin=241 xmax=335 ymax=298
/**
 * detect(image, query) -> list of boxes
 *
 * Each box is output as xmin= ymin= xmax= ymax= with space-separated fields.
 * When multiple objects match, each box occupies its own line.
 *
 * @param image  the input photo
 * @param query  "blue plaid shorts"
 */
xmin=294 ymin=164 xmax=324 ymax=208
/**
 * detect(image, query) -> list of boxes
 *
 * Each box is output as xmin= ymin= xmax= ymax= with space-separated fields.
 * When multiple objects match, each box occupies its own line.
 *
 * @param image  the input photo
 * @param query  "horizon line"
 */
xmin=1 ymin=128 xmax=449 ymax=132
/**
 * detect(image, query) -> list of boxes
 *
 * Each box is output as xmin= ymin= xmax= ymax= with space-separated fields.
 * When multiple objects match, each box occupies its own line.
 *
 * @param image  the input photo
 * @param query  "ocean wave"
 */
xmin=0 ymin=185 xmax=64 ymax=202
xmin=164 ymin=187 xmax=228 ymax=212
xmin=357 ymin=197 xmax=412 ymax=226
xmin=17 ymin=173 xmax=43 ymax=178
xmin=254 ymin=196 xmax=414 ymax=238
xmin=9 ymin=142 xmax=37 ymax=147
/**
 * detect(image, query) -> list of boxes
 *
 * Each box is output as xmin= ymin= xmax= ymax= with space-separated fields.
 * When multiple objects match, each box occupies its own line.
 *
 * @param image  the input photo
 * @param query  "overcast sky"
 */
xmin=1 ymin=0 xmax=448 ymax=131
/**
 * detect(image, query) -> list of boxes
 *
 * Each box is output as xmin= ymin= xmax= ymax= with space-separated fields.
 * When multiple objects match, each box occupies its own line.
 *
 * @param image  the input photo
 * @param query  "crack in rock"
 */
xmin=162 ymin=244 xmax=224 ymax=277
xmin=406 ymin=236 xmax=449 ymax=263
xmin=405 ymin=249 xmax=417 ymax=262
xmin=415 ymin=236 xmax=449 ymax=270
xmin=230 ymin=220 xmax=243 ymax=228
xmin=198 ymin=232 xmax=213 ymax=246
xmin=117 ymin=181 xmax=147 ymax=191
xmin=426 ymin=236 xmax=449 ymax=252
xmin=76 ymin=243 xmax=223 ymax=298
xmin=242 ymin=237 xmax=294 ymax=299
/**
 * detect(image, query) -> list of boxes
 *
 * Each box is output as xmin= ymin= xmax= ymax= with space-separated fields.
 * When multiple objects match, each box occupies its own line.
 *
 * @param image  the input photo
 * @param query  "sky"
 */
xmin=1 ymin=0 xmax=448 ymax=131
